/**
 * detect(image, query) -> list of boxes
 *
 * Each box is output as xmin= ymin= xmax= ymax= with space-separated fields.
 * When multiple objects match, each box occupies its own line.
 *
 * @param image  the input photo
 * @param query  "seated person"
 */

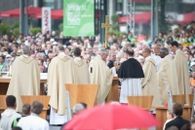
xmin=0 ymin=95 xmax=21 ymax=130
xmin=61 ymin=103 xmax=87 ymax=130
xmin=12 ymin=104 xmax=31 ymax=128
xmin=165 ymin=103 xmax=189 ymax=130
xmin=72 ymin=103 xmax=87 ymax=115
xmin=17 ymin=101 xmax=49 ymax=130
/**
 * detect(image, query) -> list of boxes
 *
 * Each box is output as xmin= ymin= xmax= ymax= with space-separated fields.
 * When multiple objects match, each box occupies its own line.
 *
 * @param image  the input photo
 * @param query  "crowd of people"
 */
xmin=0 ymin=24 xmax=194 ymax=75
xmin=0 ymin=22 xmax=195 ymax=130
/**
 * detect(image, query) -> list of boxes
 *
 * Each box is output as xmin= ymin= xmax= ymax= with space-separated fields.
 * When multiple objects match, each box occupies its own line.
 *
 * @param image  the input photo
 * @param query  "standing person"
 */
xmin=72 ymin=47 xmax=89 ymax=83
xmin=141 ymin=48 xmax=161 ymax=107
xmin=89 ymin=49 xmax=113 ymax=104
xmin=118 ymin=48 xmax=144 ymax=103
xmin=7 ymin=45 xmax=40 ymax=111
xmin=151 ymin=43 xmax=162 ymax=71
xmin=158 ymin=48 xmax=179 ymax=105
xmin=169 ymin=41 xmax=190 ymax=103
xmin=47 ymin=45 xmax=73 ymax=125
xmin=0 ymin=95 xmax=21 ymax=130
xmin=17 ymin=101 xmax=49 ymax=130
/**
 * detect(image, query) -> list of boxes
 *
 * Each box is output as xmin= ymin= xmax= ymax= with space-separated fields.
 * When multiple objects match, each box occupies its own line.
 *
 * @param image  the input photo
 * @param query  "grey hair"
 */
xmin=98 ymin=48 xmax=108 ymax=55
xmin=22 ymin=45 xmax=30 ymax=55
xmin=160 ymin=48 xmax=169 ymax=58
xmin=58 ymin=45 xmax=65 ymax=52
xmin=31 ymin=101 xmax=43 ymax=115
xmin=72 ymin=103 xmax=85 ymax=115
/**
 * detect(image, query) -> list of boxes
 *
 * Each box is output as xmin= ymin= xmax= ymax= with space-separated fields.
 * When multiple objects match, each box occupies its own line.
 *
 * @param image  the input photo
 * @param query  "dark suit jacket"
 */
xmin=165 ymin=116 xmax=190 ymax=130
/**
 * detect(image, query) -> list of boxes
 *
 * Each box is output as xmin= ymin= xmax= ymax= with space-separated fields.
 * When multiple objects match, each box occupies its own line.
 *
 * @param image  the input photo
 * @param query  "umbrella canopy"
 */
xmin=118 ymin=12 xmax=151 ymax=24
xmin=64 ymin=103 xmax=159 ymax=130
xmin=0 ymin=8 xmax=19 ymax=17
xmin=0 ymin=7 xmax=63 ymax=20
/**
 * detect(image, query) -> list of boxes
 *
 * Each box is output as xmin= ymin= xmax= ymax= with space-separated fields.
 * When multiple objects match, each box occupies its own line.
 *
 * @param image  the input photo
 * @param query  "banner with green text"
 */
xmin=63 ymin=0 xmax=94 ymax=37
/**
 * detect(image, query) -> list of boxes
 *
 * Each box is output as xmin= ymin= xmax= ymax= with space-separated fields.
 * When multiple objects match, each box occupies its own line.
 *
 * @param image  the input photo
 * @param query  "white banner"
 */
xmin=42 ymin=7 xmax=51 ymax=34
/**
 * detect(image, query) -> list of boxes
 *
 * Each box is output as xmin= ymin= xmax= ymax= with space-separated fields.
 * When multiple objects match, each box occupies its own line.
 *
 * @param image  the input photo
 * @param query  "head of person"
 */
xmin=58 ymin=45 xmax=65 ymax=54
xmin=173 ymin=103 xmax=183 ymax=117
xmin=169 ymin=41 xmax=179 ymax=54
xmin=72 ymin=103 xmax=87 ymax=115
xmin=142 ymin=48 xmax=151 ymax=58
xmin=73 ymin=47 xmax=82 ymax=57
xmin=152 ymin=43 xmax=161 ymax=56
xmin=191 ymin=118 xmax=195 ymax=130
xmin=160 ymin=48 xmax=169 ymax=58
xmin=22 ymin=104 xmax=31 ymax=116
xmin=31 ymin=101 xmax=43 ymax=115
xmin=12 ymin=127 xmax=22 ymax=130
xmin=80 ymin=102 xmax=87 ymax=109
xmin=108 ymin=52 xmax=116 ymax=61
xmin=22 ymin=45 xmax=31 ymax=56
xmin=123 ymin=47 xmax=134 ymax=59
xmin=98 ymin=49 xmax=108 ymax=61
xmin=6 ymin=95 xmax=16 ymax=109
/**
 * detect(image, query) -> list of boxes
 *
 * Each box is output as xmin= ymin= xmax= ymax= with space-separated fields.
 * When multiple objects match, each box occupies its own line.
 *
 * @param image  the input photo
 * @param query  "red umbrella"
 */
xmin=0 ymin=8 xmax=19 ymax=17
xmin=64 ymin=103 xmax=159 ymax=130
xmin=51 ymin=9 xmax=63 ymax=19
xmin=118 ymin=12 xmax=151 ymax=24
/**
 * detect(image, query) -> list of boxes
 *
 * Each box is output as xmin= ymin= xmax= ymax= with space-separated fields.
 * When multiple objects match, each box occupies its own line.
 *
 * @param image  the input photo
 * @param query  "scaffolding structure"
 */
xmin=127 ymin=0 xmax=135 ymax=35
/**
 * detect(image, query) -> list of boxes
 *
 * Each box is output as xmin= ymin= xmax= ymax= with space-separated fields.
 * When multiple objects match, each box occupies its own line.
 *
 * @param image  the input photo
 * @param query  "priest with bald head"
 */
xmin=89 ymin=49 xmax=113 ymax=104
xmin=141 ymin=47 xmax=161 ymax=107
xmin=158 ymin=48 xmax=179 ymax=105
xmin=7 ymin=45 xmax=40 ymax=112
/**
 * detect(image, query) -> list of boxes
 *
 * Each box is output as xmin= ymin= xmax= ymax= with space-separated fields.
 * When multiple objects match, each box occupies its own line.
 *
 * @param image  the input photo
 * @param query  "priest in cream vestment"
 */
xmin=158 ymin=48 xmax=179 ymax=105
xmin=7 ymin=46 xmax=40 ymax=112
xmin=47 ymin=46 xmax=73 ymax=125
xmin=72 ymin=47 xmax=89 ymax=83
xmin=141 ymin=48 xmax=161 ymax=107
xmin=89 ymin=49 xmax=113 ymax=104
xmin=169 ymin=41 xmax=190 ymax=103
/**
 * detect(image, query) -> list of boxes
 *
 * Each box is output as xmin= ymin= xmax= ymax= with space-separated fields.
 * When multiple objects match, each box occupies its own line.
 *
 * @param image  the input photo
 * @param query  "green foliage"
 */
xmin=109 ymin=15 xmax=124 ymax=37
xmin=30 ymin=27 xmax=41 ymax=35
xmin=0 ymin=22 xmax=20 ymax=36
xmin=58 ymin=23 xmax=63 ymax=32
xmin=11 ymin=27 xmax=19 ymax=37
xmin=0 ymin=23 xmax=11 ymax=35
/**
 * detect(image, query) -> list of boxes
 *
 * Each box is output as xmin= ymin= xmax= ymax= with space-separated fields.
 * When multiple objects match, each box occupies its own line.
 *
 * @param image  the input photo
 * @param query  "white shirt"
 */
xmin=151 ymin=54 xmax=162 ymax=71
xmin=17 ymin=113 xmax=49 ymax=130
xmin=0 ymin=108 xmax=21 ymax=130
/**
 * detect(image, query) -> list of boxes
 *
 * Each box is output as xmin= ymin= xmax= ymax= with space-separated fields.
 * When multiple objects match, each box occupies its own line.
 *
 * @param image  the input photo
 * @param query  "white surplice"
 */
xmin=49 ymin=91 xmax=72 ymax=125
xmin=151 ymin=54 xmax=162 ymax=71
xmin=17 ymin=113 xmax=49 ymax=130
xmin=119 ymin=78 xmax=142 ymax=103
